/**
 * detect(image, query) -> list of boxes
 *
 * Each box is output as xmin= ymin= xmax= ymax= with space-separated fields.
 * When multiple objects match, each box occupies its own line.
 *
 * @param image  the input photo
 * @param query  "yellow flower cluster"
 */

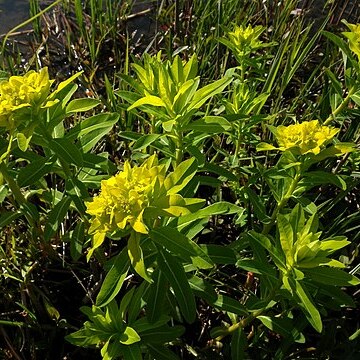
xmin=275 ymin=120 xmax=339 ymax=155
xmin=342 ymin=21 xmax=360 ymax=61
xmin=227 ymin=24 xmax=264 ymax=55
xmin=0 ymin=68 xmax=53 ymax=129
xmin=86 ymin=155 xmax=193 ymax=238
xmin=257 ymin=120 xmax=339 ymax=155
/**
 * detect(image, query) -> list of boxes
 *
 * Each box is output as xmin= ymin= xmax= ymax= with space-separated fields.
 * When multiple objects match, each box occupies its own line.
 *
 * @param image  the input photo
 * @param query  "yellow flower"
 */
xmin=257 ymin=120 xmax=339 ymax=155
xmin=0 ymin=67 xmax=53 ymax=129
xmin=342 ymin=21 xmax=360 ymax=61
xmin=276 ymin=120 xmax=339 ymax=155
xmin=227 ymin=24 xmax=264 ymax=55
xmin=86 ymin=155 xmax=199 ymax=241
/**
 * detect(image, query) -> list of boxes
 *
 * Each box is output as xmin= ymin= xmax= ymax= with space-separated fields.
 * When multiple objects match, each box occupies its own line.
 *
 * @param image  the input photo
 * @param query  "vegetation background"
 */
xmin=0 ymin=0 xmax=360 ymax=359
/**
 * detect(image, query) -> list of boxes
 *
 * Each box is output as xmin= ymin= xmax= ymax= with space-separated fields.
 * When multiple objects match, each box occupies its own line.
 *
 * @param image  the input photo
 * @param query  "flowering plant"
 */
xmin=0 ymin=68 xmax=53 ymax=129
xmin=0 ymin=67 xmax=84 ymax=161
xmin=256 ymin=120 xmax=351 ymax=156
xmin=342 ymin=21 xmax=360 ymax=61
xmin=227 ymin=24 xmax=265 ymax=56
xmin=85 ymin=155 xmax=204 ymax=258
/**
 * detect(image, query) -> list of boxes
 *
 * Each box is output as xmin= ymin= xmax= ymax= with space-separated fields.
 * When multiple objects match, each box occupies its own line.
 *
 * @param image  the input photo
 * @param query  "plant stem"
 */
xmin=262 ymin=170 xmax=301 ymax=235
xmin=215 ymin=286 xmax=278 ymax=341
xmin=175 ymin=128 xmax=183 ymax=166
xmin=323 ymin=86 xmax=355 ymax=126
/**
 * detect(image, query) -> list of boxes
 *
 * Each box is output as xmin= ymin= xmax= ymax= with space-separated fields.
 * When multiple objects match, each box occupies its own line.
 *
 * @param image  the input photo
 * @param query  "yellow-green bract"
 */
xmin=257 ymin=120 xmax=340 ymax=155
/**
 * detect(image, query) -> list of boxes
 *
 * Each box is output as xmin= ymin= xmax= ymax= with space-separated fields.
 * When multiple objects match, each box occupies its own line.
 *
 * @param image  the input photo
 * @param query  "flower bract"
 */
xmin=86 ymin=155 xmax=200 ymax=242
xmin=227 ymin=24 xmax=264 ymax=56
xmin=342 ymin=21 xmax=360 ymax=61
xmin=0 ymin=68 xmax=53 ymax=130
xmin=257 ymin=120 xmax=339 ymax=155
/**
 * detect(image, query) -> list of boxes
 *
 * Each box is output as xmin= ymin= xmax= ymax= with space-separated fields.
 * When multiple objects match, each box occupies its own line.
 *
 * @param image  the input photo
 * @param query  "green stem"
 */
xmin=215 ymin=286 xmax=278 ymax=341
xmin=175 ymin=128 xmax=183 ymax=167
xmin=323 ymin=86 xmax=356 ymax=126
xmin=262 ymin=170 xmax=302 ymax=235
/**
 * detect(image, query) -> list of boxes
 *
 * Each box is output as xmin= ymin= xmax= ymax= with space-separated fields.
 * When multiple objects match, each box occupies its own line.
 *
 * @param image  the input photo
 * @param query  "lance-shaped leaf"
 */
xmin=304 ymin=267 xmax=360 ymax=287
xmin=50 ymin=138 xmax=83 ymax=167
xmin=157 ymin=250 xmax=196 ymax=323
xmin=128 ymin=232 xmax=152 ymax=283
xmin=164 ymin=157 xmax=198 ymax=194
xmin=150 ymin=227 xmax=213 ymax=269
xmin=277 ymin=214 xmax=294 ymax=267
xmin=146 ymin=268 xmax=168 ymax=323
xmin=127 ymin=95 xmax=166 ymax=111
xmin=17 ymin=156 xmax=55 ymax=187
xmin=96 ymin=248 xmax=130 ymax=307
xmin=44 ymin=196 xmax=72 ymax=242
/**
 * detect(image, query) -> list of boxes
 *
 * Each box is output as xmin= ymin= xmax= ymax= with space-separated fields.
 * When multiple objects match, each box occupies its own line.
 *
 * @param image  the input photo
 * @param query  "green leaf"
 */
xmin=176 ymin=201 xmax=243 ymax=232
xmin=231 ymin=328 xmax=247 ymax=360
xmin=322 ymin=31 xmax=354 ymax=59
xmin=256 ymin=142 xmax=278 ymax=152
xmin=120 ymin=326 xmax=141 ymax=345
xmin=304 ymin=267 xmax=360 ymax=286
xmin=183 ymin=116 xmax=231 ymax=133
xmin=351 ymin=91 xmax=360 ymax=106
xmin=189 ymin=76 xmax=232 ymax=111
xmin=44 ymin=196 xmax=72 ymax=242
xmin=65 ymin=177 xmax=88 ymax=214
xmin=236 ymin=259 xmax=277 ymax=279
xmin=128 ymin=95 xmax=166 ymax=111
xmin=133 ymin=134 xmax=161 ymax=151
xmin=165 ymin=157 xmax=198 ymax=194
xmin=245 ymin=188 xmax=271 ymax=224
xmin=66 ymin=113 xmax=119 ymax=153
xmin=140 ymin=325 xmax=184 ymax=344
xmin=257 ymin=316 xmax=293 ymax=338
xmin=66 ymin=98 xmax=101 ymax=113
xmin=17 ymin=156 xmax=55 ymax=187
xmin=200 ymin=244 xmax=237 ymax=264
xmin=16 ymin=132 xmax=31 ymax=152
xmin=147 ymin=344 xmax=180 ymax=360
xmin=247 ymin=231 xmax=286 ymax=270
xmin=121 ymin=343 xmax=142 ymax=360
xmin=43 ymin=297 xmax=60 ymax=321
xmin=0 ymin=211 xmax=22 ymax=229
xmin=82 ymin=152 xmax=117 ymax=173
xmin=70 ymin=222 xmax=85 ymax=261
xmin=66 ymin=113 xmax=119 ymax=140
xmin=50 ymin=138 xmax=83 ymax=167
xmin=202 ymin=162 xmax=238 ymax=182
xmin=157 ymin=250 xmax=196 ymax=323
xmin=211 ymin=294 xmax=248 ymax=316
xmin=146 ymin=269 xmax=168 ymax=323
xmin=318 ymin=237 xmax=350 ymax=254
xmin=349 ymin=328 xmax=360 ymax=341
xmin=127 ymin=281 xmax=149 ymax=324
xmin=277 ymin=214 xmax=294 ymax=266
xmin=96 ymin=248 xmax=130 ymax=307
xmin=128 ymin=233 xmax=152 ymax=282
xmin=119 ymin=287 xmax=136 ymax=320
xmin=132 ymin=315 xmax=170 ymax=334
xmin=325 ymin=68 xmax=343 ymax=97
xmin=300 ymin=171 xmax=347 ymax=190
xmin=188 ymin=275 xmax=217 ymax=303
xmin=150 ymin=227 xmax=213 ymax=269
xmin=289 ymin=277 xmax=322 ymax=333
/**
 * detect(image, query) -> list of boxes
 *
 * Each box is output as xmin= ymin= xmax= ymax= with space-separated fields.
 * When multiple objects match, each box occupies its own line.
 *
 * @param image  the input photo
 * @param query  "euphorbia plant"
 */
xmin=117 ymin=53 xmax=233 ymax=165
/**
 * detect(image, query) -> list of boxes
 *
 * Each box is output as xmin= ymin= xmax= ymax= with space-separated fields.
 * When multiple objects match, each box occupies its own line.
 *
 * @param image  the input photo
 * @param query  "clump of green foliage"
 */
xmin=1 ymin=1 xmax=360 ymax=359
